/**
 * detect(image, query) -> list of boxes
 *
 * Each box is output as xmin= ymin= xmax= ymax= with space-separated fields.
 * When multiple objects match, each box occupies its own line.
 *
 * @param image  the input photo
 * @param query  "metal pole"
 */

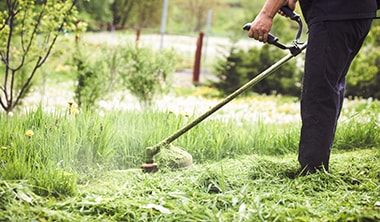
xmin=153 ymin=42 xmax=307 ymax=148
xmin=160 ymin=0 xmax=169 ymax=51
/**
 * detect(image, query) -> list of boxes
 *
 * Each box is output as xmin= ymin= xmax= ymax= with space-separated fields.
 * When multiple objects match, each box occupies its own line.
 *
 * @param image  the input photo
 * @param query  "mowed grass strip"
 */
xmin=1 ymin=149 xmax=378 ymax=221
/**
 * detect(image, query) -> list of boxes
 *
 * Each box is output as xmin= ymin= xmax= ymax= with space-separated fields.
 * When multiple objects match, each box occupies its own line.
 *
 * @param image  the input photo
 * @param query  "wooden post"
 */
xmin=193 ymin=32 xmax=204 ymax=84
xmin=136 ymin=28 xmax=141 ymax=47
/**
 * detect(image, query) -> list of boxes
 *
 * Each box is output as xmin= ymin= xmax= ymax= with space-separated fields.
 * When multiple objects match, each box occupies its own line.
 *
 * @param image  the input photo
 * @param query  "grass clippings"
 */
xmin=1 ymin=149 xmax=379 ymax=221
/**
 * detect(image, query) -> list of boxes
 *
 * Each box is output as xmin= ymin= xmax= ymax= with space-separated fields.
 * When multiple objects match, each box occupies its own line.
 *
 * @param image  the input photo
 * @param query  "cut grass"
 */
xmin=0 ymin=149 xmax=378 ymax=221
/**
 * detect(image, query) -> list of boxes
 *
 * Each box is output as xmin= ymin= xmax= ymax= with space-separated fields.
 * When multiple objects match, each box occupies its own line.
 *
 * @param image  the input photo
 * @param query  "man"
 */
xmin=248 ymin=0 xmax=377 ymax=175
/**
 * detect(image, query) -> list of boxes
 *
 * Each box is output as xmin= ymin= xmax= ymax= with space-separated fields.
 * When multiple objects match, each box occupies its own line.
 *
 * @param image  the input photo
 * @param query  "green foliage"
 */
xmin=174 ymin=0 xmax=218 ymax=32
xmin=212 ymin=45 xmax=302 ymax=96
xmin=0 ymin=109 xmax=78 ymax=197
xmin=0 ymin=0 xmax=78 ymax=113
xmin=335 ymin=102 xmax=380 ymax=150
xmin=76 ymin=0 xmax=114 ymax=31
xmin=120 ymin=46 xmax=176 ymax=107
xmin=76 ymin=0 xmax=164 ymax=30
xmin=0 ymin=96 xmax=379 ymax=220
xmin=34 ymin=169 xmax=77 ymax=198
xmin=73 ymin=49 xmax=108 ymax=109
xmin=110 ymin=0 xmax=134 ymax=28
xmin=346 ymin=26 xmax=380 ymax=99
xmin=70 ymin=42 xmax=176 ymax=109
xmin=73 ymin=0 xmax=268 ymax=35
xmin=132 ymin=0 xmax=164 ymax=28
xmin=212 ymin=47 xmax=246 ymax=94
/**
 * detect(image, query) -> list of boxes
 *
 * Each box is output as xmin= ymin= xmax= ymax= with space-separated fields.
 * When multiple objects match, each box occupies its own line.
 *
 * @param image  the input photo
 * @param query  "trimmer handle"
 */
xmin=242 ymin=24 xmax=286 ymax=49
xmin=243 ymin=6 xmax=301 ymax=51
xmin=280 ymin=6 xmax=299 ymax=21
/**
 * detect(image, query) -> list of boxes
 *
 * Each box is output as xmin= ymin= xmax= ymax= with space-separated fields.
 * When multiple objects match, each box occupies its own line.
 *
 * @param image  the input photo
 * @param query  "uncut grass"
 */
xmin=1 ymin=106 xmax=379 ymax=175
xmin=1 ymin=107 xmax=300 ymax=173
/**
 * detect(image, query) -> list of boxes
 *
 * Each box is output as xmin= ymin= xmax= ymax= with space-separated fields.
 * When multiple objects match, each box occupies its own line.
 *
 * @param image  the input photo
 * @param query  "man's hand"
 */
xmin=248 ymin=13 xmax=273 ymax=43
xmin=248 ymin=0 xmax=296 ymax=43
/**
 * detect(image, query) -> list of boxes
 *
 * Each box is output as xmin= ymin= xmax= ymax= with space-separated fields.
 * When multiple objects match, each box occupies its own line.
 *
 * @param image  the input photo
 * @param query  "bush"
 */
xmin=73 ymin=50 xmax=108 ymax=110
xmin=71 ymin=43 xmax=176 ymax=109
xmin=120 ymin=46 xmax=176 ymax=107
xmin=346 ymin=25 xmax=380 ymax=99
xmin=212 ymin=45 xmax=303 ymax=97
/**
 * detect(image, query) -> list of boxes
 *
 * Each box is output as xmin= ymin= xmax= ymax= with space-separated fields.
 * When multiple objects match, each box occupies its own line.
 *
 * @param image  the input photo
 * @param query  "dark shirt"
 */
xmin=299 ymin=0 xmax=377 ymax=24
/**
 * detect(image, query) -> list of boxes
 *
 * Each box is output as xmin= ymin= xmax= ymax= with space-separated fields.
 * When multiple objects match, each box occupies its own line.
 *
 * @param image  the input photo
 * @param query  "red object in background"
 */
xmin=193 ymin=32 xmax=204 ymax=84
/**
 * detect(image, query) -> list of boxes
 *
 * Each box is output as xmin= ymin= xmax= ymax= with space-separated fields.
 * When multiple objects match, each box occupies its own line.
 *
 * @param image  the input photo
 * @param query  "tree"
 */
xmin=175 ymin=0 xmax=217 ymax=32
xmin=111 ymin=0 xmax=134 ymax=28
xmin=0 ymin=1 xmax=6 ymax=10
xmin=0 ymin=0 xmax=78 ymax=113
xmin=110 ymin=0 xmax=163 ymax=29
xmin=133 ymin=0 xmax=163 ymax=28
xmin=76 ymin=0 xmax=114 ymax=31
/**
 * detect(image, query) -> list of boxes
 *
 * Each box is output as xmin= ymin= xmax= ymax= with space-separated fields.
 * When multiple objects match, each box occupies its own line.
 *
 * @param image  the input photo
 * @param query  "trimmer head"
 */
xmin=142 ymin=144 xmax=193 ymax=173
xmin=141 ymin=163 xmax=158 ymax=173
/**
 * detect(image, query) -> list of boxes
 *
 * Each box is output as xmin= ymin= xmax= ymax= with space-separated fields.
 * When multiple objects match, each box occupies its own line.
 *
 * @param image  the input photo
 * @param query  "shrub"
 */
xmin=120 ymin=46 xmax=176 ymax=107
xmin=346 ymin=25 xmax=380 ymax=99
xmin=212 ymin=47 xmax=246 ymax=95
xmin=73 ymin=49 xmax=108 ymax=110
xmin=71 ymin=43 xmax=176 ymax=109
xmin=212 ymin=45 xmax=303 ymax=97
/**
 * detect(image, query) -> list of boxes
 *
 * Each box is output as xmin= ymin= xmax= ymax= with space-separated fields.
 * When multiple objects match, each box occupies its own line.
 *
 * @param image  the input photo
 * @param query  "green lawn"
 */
xmin=1 ymin=149 xmax=379 ymax=221
xmin=0 ymin=95 xmax=379 ymax=221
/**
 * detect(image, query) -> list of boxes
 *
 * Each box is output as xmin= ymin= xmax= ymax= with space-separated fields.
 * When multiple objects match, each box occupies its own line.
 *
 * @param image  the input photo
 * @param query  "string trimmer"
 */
xmin=141 ymin=7 xmax=307 ymax=173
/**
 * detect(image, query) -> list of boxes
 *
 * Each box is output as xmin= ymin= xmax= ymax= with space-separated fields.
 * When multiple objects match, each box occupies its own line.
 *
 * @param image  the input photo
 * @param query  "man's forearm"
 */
xmin=258 ymin=0 xmax=289 ymax=19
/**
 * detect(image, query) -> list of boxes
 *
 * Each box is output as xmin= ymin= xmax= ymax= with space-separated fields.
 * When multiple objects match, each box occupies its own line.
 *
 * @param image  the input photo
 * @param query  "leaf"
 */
xmin=141 ymin=203 xmax=171 ymax=214
xmin=16 ymin=190 xmax=33 ymax=203
xmin=238 ymin=203 xmax=247 ymax=222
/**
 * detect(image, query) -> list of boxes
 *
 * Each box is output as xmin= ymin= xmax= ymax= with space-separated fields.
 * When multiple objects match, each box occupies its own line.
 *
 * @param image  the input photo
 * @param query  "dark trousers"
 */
xmin=298 ymin=19 xmax=372 ymax=171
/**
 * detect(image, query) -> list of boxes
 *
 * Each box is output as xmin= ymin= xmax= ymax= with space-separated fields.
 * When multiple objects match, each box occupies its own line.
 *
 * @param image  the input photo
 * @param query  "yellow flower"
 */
xmin=68 ymin=100 xmax=79 ymax=115
xmin=25 ymin=130 xmax=34 ymax=138
xmin=1 ymin=146 xmax=7 ymax=150
xmin=70 ymin=106 xmax=79 ymax=115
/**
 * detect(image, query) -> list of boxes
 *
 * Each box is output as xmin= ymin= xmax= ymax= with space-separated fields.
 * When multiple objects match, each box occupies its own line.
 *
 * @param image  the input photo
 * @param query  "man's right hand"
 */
xmin=248 ymin=13 xmax=273 ymax=43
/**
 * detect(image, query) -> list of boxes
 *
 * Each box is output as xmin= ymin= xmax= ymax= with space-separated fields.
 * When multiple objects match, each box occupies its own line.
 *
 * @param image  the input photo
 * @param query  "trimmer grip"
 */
xmin=243 ymin=23 xmax=250 ymax=31
xmin=242 ymin=23 xmax=278 ymax=44
xmin=267 ymin=34 xmax=278 ymax=44
xmin=281 ymin=6 xmax=295 ymax=18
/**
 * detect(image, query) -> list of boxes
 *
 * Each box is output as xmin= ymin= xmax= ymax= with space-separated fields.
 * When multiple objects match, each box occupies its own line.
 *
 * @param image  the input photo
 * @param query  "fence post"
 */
xmin=193 ymin=32 xmax=204 ymax=84
xmin=135 ymin=28 xmax=141 ymax=47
